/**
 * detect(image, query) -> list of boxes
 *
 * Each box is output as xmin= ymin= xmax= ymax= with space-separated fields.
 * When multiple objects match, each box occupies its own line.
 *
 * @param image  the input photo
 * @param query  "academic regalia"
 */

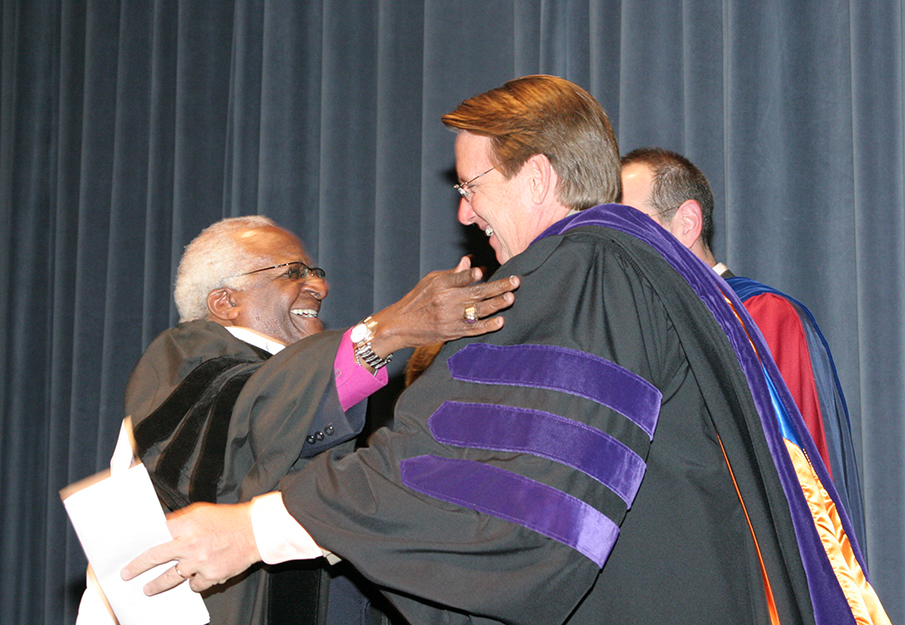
xmin=726 ymin=276 xmax=867 ymax=553
xmin=276 ymin=205 xmax=890 ymax=624
xmin=128 ymin=320 xmax=368 ymax=625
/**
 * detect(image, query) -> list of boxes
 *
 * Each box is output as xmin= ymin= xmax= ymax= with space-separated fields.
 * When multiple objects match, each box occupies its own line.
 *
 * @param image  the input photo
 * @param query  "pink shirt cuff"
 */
xmin=334 ymin=329 xmax=388 ymax=412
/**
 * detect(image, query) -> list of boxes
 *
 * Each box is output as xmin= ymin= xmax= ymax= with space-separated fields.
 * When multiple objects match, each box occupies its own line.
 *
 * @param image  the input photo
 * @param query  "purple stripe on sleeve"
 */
xmin=429 ymin=401 xmax=646 ymax=506
xmin=447 ymin=343 xmax=661 ymax=439
xmin=401 ymin=455 xmax=620 ymax=568
xmin=540 ymin=204 xmax=855 ymax=621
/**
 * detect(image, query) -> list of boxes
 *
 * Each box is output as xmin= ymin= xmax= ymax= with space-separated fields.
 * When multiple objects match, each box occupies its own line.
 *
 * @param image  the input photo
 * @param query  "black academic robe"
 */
xmin=127 ymin=320 xmax=367 ymax=625
xmin=279 ymin=205 xmax=819 ymax=625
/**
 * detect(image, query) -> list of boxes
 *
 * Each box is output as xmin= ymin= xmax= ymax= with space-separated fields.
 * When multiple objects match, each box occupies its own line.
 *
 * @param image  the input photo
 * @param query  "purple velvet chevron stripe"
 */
xmin=539 ymin=204 xmax=855 ymax=623
xmin=400 ymin=455 xmax=619 ymax=568
xmin=428 ymin=401 xmax=646 ymax=506
xmin=447 ymin=343 xmax=661 ymax=439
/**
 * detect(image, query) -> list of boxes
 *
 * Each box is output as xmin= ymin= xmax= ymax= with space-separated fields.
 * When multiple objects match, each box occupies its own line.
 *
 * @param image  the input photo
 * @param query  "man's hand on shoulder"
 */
xmin=366 ymin=256 xmax=519 ymax=357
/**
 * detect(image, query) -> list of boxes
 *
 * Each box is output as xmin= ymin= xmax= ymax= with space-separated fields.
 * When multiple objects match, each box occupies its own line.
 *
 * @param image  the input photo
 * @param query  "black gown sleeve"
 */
xmin=279 ymin=232 xmax=687 ymax=624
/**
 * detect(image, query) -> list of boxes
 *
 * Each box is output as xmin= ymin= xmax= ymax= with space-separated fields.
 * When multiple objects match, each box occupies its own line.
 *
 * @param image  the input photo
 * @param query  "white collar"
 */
xmin=711 ymin=262 xmax=730 ymax=277
xmin=225 ymin=326 xmax=286 ymax=355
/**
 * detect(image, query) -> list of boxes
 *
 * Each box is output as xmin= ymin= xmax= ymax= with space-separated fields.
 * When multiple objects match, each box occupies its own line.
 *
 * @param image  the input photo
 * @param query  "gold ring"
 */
xmin=175 ymin=564 xmax=188 ymax=579
xmin=464 ymin=304 xmax=478 ymax=324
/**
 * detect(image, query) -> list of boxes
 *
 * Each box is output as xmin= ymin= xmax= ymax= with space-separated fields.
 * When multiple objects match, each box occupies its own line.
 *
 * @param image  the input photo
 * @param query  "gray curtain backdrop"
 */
xmin=2 ymin=1 xmax=902 ymax=623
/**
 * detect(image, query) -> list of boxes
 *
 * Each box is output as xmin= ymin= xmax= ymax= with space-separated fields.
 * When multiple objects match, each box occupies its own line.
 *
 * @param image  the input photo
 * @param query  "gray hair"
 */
xmin=174 ymin=215 xmax=278 ymax=322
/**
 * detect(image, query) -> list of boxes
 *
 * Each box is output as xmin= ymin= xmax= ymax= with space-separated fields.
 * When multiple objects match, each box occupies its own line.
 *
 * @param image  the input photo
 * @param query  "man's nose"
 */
xmin=303 ymin=275 xmax=328 ymax=300
xmin=457 ymin=198 xmax=476 ymax=226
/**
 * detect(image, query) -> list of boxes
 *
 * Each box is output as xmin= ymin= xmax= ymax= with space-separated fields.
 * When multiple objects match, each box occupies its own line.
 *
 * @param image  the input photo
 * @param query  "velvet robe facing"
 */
xmin=127 ymin=321 xmax=367 ymax=625
xmin=278 ymin=205 xmax=846 ymax=624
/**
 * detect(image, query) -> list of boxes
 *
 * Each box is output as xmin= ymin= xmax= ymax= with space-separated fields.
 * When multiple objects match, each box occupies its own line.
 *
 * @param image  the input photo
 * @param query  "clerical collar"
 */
xmin=225 ymin=326 xmax=286 ymax=355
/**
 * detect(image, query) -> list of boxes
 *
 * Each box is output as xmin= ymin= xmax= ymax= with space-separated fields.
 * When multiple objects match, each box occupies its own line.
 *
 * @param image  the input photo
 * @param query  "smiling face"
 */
xmin=454 ymin=132 xmax=554 ymax=264
xmin=219 ymin=226 xmax=328 ymax=345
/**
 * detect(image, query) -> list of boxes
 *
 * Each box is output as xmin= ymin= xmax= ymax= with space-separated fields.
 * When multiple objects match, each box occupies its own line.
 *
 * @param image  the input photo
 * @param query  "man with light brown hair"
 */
xmin=442 ymin=73 xmax=620 ymax=212
xmin=124 ymin=76 xmax=882 ymax=625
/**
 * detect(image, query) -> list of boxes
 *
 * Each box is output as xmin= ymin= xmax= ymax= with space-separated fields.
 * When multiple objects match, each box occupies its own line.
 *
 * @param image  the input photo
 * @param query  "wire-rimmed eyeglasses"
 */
xmin=234 ymin=261 xmax=326 ymax=281
xmin=454 ymin=165 xmax=499 ymax=200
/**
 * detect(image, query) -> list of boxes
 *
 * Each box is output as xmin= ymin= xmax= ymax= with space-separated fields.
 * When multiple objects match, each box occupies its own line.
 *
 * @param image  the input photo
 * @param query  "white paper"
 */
xmin=109 ymin=417 xmax=138 ymax=475
xmin=62 ymin=463 xmax=210 ymax=625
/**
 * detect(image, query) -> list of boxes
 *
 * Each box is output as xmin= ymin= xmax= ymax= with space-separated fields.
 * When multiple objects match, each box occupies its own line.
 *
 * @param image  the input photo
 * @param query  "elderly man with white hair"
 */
xmin=79 ymin=214 xmax=518 ymax=625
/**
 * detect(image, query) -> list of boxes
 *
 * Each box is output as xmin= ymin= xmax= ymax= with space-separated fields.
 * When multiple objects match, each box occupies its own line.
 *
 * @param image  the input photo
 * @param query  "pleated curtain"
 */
xmin=1 ymin=2 xmax=902 ymax=623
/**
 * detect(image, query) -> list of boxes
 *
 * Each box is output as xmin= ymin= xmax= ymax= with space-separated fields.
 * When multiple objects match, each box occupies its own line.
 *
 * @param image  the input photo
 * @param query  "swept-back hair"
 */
xmin=442 ymin=75 xmax=621 ymax=210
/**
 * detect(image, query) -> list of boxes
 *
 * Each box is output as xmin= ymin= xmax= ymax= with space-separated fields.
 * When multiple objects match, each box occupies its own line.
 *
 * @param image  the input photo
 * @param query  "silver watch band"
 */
xmin=354 ymin=340 xmax=393 ymax=371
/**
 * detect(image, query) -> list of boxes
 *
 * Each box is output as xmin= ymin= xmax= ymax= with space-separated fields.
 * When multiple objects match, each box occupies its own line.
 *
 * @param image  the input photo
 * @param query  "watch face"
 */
xmin=350 ymin=322 xmax=370 ymax=344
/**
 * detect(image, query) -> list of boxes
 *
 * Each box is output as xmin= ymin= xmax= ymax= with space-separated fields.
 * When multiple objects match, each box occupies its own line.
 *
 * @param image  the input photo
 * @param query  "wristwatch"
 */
xmin=350 ymin=316 xmax=393 ymax=371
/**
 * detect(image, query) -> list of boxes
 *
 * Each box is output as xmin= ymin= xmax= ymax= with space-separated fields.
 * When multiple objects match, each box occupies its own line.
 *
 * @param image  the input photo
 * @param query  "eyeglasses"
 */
xmin=234 ymin=261 xmax=326 ymax=281
xmin=454 ymin=165 xmax=499 ymax=200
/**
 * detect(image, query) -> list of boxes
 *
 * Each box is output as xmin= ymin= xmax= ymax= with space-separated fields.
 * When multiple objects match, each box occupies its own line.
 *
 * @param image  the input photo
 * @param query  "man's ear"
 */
xmin=671 ymin=199 xmax=704 ymax=249
xmin=526 ymin=153 xmax=555 ymax=205
xmin=207 ymin=288 xmax=240 ymax=321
